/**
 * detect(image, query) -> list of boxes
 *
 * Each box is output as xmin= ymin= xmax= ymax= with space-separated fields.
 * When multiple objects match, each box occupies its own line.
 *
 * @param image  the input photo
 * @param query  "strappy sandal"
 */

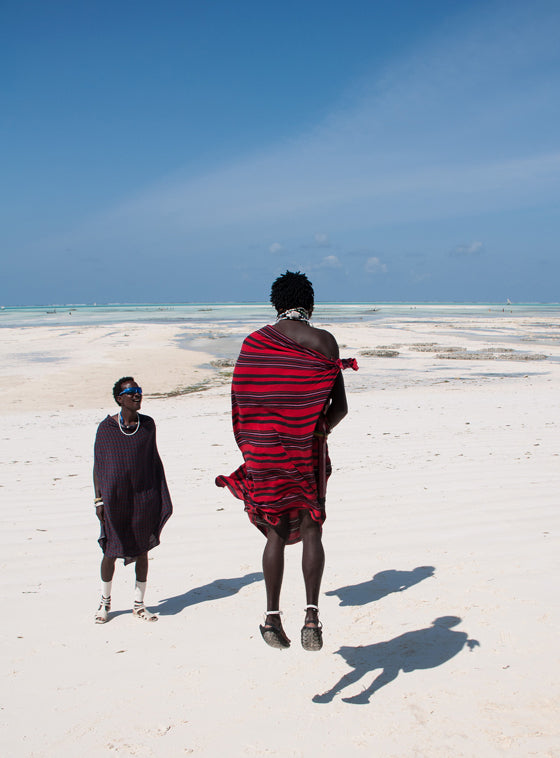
xmin=259 ymin=611 xmax=291 ymax=649
xmin=133 ymin=602 xmax=158 ymax=622
xmin=301 ymin=604 xmax=323 ymax=651
xmin=95 ymin=595 xmax=111 ymax=624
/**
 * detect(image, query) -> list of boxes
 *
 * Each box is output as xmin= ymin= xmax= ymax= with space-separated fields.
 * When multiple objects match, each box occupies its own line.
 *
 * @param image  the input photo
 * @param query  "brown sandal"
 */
xmin=301 ymin=605 xmax=323 ymax=651
xmin=259 ymin=611 xmax=290 ymax=649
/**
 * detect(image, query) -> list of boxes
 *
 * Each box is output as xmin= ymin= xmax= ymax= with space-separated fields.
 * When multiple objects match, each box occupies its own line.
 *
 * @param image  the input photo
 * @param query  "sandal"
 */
xmin=259 ymin=611 xmax=291 ymax=649
xmin=95 ymin=595 xmax=111 ymax=624
xmin=133 ymin=602 xmax=158 ymax=622
xmin=301 ymin=604 xmax=323 ymax=651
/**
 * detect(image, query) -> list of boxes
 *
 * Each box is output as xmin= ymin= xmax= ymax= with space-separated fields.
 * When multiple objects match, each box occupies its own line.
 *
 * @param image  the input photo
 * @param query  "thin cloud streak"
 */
xmin=21 ymin=0 xmax=559 ymax=309
xmin=62 ymin=1 xmax=559 ymax=254
xmin=451 ymin=241 xmax=484 ymax=257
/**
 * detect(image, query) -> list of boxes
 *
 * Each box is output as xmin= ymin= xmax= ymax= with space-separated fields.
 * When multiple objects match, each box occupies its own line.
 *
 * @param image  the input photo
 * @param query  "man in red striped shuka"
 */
xmin=216 ymin=271 xmax=357 ymax=651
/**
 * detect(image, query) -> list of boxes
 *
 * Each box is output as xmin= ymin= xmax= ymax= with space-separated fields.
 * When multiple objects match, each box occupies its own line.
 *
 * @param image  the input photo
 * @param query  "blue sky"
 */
xmin=2 ymin=0 xmax=559 ymax=304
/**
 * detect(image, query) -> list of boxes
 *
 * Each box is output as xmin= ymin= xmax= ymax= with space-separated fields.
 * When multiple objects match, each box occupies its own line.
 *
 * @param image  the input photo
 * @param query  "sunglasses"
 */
xmin=118 ymin=387 xmax=142 ymax=397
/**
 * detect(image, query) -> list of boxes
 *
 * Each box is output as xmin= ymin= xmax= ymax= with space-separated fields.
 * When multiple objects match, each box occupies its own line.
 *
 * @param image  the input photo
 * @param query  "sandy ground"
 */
xmin=1 ymin=314 xmax=559 ymax=757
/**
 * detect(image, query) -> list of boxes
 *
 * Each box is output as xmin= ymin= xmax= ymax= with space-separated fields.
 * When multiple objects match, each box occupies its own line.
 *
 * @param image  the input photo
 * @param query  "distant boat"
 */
xmin=506 ymin=298 xmax=512 ymax=305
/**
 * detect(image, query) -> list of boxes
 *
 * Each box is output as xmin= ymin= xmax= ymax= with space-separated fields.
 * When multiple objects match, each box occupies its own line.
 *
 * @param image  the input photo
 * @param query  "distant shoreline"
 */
xmin=2 ymin=301 xmax=560 ymax=330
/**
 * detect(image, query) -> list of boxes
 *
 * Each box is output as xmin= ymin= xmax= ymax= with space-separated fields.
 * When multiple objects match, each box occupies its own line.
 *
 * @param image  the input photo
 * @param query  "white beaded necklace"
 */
xmin=118 ymin=411 xmax=141 ymax=436
xmin=276 ymin=307 xmax=311 ymax=324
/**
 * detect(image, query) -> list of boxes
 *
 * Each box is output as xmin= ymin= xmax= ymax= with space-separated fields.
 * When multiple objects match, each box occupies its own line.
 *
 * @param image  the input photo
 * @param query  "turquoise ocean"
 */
xmin=2 ymin=302 xmax=559 ymax=329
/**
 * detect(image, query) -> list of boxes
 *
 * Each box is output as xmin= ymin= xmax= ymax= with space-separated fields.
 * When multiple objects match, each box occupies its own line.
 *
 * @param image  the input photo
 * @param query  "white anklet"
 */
xmin=263 ymin=610 xmax=282 ymax=621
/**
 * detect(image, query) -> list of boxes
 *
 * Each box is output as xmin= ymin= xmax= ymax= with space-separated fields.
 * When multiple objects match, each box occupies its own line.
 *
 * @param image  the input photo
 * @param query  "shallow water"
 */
xmin=1 ymin=301 xmax=559 ymax=329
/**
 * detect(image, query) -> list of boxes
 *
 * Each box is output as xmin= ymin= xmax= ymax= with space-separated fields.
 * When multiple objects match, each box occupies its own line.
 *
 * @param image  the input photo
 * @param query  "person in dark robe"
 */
xmin=93 ymin=377 xmax=172 ymax=623
xmin=216 ymin=272 xmax=356 ymax=650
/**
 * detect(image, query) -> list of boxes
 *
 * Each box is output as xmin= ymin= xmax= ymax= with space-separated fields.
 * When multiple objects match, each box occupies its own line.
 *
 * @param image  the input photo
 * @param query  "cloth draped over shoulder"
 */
xmin=215 ymin=325 xmax=357 ymax=544
xmin=94 ymin=414 xmax=172 ymax=563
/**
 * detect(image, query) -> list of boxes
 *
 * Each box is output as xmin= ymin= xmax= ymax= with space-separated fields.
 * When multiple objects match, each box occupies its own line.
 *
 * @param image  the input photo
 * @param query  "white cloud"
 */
xmin=314 ymin=233 xmax=331 ymax=247
xmin=320 ymin=255 xmax=342 ymax=268
xmin=451 ymin=240 xmax=483 ymax=257
xmin=307 ymin=254 xmax=342 ymax=272
xmin=269 ymin=242 xmax=283 ymax=254
xmin=365 ymin=256 xmax=388 ymax=274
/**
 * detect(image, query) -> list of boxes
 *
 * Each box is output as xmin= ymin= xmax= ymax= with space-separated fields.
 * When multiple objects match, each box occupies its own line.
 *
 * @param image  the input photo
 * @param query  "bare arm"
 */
xmin=93 ymin=463 xmax=104 ymax=522
xmin=311 ymin=328 xmax=347 ymax=431
xmin=325 ymin=371 xmax=348 ymax=431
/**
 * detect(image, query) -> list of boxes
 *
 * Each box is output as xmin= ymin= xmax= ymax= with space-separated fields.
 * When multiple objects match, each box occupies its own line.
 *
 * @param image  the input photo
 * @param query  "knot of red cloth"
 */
xmin=336 ymin=357 xmax=359 ymax=371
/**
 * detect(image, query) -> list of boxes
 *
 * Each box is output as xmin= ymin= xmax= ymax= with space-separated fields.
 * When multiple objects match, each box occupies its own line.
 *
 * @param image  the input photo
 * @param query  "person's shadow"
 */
xmin=155 ymin=571 xmax=263 ymax=616
xmin=325 ymin=566 xmax=435 ymax=606
xmin=313 ymin=616 xmax=479 ymax=704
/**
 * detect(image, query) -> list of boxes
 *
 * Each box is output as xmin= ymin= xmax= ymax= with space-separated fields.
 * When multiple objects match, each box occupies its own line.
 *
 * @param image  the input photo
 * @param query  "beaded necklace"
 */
xmin=276 ymin=307 xmax=311 ymax=324
xmin=118 ymin=412 xmax=141 ymax=436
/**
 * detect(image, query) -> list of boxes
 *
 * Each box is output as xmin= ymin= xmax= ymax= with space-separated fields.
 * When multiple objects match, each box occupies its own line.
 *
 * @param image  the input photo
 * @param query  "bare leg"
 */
xmin=260 ymin=523 xmax=290 ymax=645
xmin=300 ymin=510 xmax=324 ymax=627
xmin=135 ymin=552 xmax=149 ymax=582
xmin=100 ymin=555 xmax=116 ymax=583
xmin=262 ymin=527 xmax=286 ymax=626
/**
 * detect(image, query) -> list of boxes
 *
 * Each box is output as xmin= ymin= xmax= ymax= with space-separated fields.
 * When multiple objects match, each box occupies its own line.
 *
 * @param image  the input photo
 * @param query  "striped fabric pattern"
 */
xmin=216 ymin=325 xmax=355 ymax=544
xmin=94 ymin=414 xmax=173 ymax=562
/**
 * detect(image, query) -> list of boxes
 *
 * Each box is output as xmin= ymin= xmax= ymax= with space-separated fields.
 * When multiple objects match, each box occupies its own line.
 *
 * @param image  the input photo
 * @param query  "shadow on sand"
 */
xmin=313 ymin=616 xmax=479 ymax=704
xmin=155 ymin=571 xmax=263 ymax=616
xmin=325 ymin=566 xmax=435 ymax=606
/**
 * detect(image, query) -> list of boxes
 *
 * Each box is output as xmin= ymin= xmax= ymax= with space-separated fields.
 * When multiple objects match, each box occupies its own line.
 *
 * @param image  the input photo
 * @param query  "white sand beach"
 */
xmin=1 ymin=311 xmax=559 ymax=756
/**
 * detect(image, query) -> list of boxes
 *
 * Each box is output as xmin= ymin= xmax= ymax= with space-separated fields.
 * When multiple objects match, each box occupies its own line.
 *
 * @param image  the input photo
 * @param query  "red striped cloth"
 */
xmin=215 ymin=325 xmax=357 ymax=544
